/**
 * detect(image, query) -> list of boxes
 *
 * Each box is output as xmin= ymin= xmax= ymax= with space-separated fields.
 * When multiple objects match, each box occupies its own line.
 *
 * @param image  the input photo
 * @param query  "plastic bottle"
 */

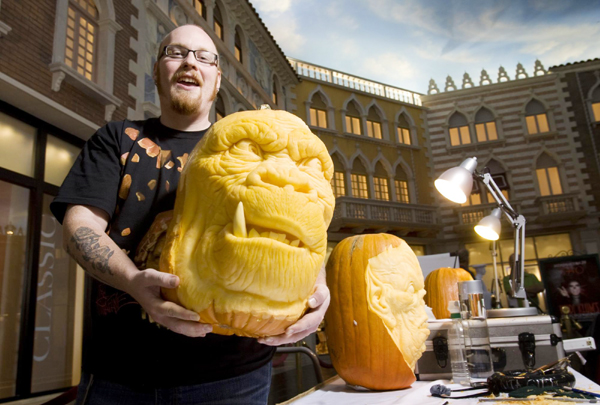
xmin=458 ymin=280 xmax=495 ymax=385
xmin=447 ymin=300 xmax=470 ymax=385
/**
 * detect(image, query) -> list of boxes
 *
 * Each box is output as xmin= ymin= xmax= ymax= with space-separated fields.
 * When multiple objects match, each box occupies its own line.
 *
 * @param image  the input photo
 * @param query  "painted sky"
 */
xmin=250 ymin=0 xmax=600 ymax=94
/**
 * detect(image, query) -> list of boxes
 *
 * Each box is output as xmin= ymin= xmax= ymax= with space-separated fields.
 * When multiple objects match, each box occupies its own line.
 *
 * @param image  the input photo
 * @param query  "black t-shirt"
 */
xmin=51 ymin=118 xmax=275 ymax=388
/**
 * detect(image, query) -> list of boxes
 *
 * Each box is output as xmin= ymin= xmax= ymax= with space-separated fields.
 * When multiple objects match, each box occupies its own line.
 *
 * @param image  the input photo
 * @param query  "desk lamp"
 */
xmin=435 ymin=157 xmax=537 ymax=317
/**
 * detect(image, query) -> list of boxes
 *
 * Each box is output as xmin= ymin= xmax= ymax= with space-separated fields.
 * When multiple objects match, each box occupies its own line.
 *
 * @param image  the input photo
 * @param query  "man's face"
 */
xmin=154 ymin=25 xmax=221 ymax=116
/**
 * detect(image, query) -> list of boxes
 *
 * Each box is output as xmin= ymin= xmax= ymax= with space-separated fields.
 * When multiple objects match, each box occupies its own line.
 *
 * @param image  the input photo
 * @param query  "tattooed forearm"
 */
xmin=70 ymin=227 xmax=115 ymax=275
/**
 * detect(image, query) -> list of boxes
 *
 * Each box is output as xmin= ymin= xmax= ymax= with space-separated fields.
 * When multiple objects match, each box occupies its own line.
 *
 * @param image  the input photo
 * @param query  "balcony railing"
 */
xmin=330 ymin=197 xmax=437 ymax=233
xmin=535 ymin=193 xmax=586 ymax=223
xmin=288 ymin=58 xmax=423 ymax=106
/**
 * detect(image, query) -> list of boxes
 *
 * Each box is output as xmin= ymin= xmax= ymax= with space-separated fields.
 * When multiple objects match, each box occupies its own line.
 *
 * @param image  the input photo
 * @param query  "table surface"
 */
xmin=279 ymin=368 xmax=600 ymax=405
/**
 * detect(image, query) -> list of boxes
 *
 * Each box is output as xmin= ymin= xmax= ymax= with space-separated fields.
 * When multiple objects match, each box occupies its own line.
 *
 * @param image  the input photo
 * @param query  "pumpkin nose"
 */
xmin=247 ymin=160 xmax=312 ymax=194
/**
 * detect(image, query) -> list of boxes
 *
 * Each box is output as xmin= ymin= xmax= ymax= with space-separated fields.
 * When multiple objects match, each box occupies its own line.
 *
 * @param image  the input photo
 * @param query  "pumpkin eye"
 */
xmin=299 ymin=157 xmax=322 ymax=172
xmin=234 ymin=139 xmax=262 ymax=158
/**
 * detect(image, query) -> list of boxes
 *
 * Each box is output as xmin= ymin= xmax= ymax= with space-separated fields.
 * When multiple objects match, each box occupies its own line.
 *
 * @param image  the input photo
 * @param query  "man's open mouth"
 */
xmin=176 ymin=76 xmax=200 ymax=87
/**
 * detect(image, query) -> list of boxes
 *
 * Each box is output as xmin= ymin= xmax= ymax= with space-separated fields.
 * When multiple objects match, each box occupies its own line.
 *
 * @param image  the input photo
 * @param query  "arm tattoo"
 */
xmin=71 ymin=227 xmax=115 ymax=275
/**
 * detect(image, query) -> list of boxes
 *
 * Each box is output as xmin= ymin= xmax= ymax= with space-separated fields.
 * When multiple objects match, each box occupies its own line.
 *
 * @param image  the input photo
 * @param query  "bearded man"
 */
xmin=50 ymin=24 xmax=329 ymax=405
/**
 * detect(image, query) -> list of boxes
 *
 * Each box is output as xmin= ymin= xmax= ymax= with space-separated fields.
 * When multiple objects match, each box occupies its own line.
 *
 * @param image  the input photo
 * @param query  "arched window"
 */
xmin=474 ymin=107 xmax=498 ymax=142
xmin=350 ymin=159 xmax=368 ymax=199
xmin=366 ymin=107 xmax=382 ymax=139
xmin=66 ymin=0 xmax=98 ymax=81
xmin=272 ymin=76 xmax=279 ymax=106
xmin=448 ymin=112 xmax=470 ymax=146
xmin=234 ymin=27 xmax=243 ymax=63
xmin=309 ymin=93 xmax=327 ymax=128
xmin=461 ymin=182 xmax=481 ymax=206
xmin=194 ymin=0 xmax=206 ymax=19
xmin=215 ymin=94 xmax=225 ymax=121
xmin=373 ymin=162 xmax=389 ymax=201
xmin=591 ymin=86 xmax=600 ymax=122
xmin=394 ymin=166 xmax=410 ymax=203
xmin=525 ymin=99 xmax=549 ymax=135
xmin=397 ymin=113 xmax=411 ymax=145
xmin=213 ymin=5 xmax=224 ymax=40
xmin=485 ymin=159 xmax=509 ymax=202
xmin=330 ymin=154 xmax=346 ymax=198
xmin=536 ymin=153 xmax=562 ymax=196
xmin=345 ymin=102 xmax=362 ymax=135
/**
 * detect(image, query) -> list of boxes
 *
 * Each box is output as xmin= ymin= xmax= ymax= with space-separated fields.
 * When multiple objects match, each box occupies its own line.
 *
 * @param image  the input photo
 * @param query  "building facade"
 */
xmin=0 ymin=0 xmax=296 ymax=402
xmin=422 ymin=62 xmax=600 ymax=306
xmin=549 ymin=59 xmax=600 ymax=219
xmin=288 ymin=58 xmax=438 ymax=255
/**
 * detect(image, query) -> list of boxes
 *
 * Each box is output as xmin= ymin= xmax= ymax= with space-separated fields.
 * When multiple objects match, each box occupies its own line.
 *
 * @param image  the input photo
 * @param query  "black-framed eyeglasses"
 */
xmin=161 ymin=45 xmax=219 ymax=66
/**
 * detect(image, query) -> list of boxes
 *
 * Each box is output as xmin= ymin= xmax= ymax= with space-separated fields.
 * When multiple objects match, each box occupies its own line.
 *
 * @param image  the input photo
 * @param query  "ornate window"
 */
xmin=66 ymin=0 xmax=98 ymax=81
xmin=394 ymin=166 xmax=410 ymax=203
xmin=525 ymin=99 xmax=550 ymax=135
xmin=309 ymin=93 xmax=328 ymax=128
xmin=448 ymin=112 xmax=471 ymax=146
xmin=330 ymin=155 xmax=346 ymax=198
xmin=536 ymin=153 xmax=562 ymax=196
xmin=397 ymin=113 xmax=411 ymax=145
xmin=591 ymin=86 xmax=600 ymax=122
xmin=215 ymin=94 xmax=225 ymax=121
xmin=345 ymin=102 xmax=362 ymax=135
xmin=234 ymin=27 xmax=243 ymax=63
xmin=373 ymin=162 xmax=389 ymax=201
xmin=474 ymin=107 xmax=498 ymax=142
xmin=50 ymin=0 xmax=122 ymax=121
xmin=213 ymin=5 xmax=224 ymax=40
xmin=194 ymin=0 xmax=206 ymax=19
xmin=350 ymin=160 xmax=368 ymax=198
xmin=366 ymin=107 xmax=382 ymax=139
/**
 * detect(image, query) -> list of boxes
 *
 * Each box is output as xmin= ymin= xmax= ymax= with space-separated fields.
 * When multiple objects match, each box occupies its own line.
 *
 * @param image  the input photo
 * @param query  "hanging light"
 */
xmin=434 ymin=157 xmax=478 ymax=204
xmin=474 ymin=208 xmax=502 ymax=240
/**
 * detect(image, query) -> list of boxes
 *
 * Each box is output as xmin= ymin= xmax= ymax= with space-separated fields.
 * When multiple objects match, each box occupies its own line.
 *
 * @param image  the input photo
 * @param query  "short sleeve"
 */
xmin=50 ymin=122 xmax=124 ymax=224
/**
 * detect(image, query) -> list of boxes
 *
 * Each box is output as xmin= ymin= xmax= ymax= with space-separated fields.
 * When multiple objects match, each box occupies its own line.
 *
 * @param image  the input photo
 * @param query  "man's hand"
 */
xmin=128 ymin=269 xmax=213 ymax=338
xmin=258 ymin=265 xmax=330 ymax=346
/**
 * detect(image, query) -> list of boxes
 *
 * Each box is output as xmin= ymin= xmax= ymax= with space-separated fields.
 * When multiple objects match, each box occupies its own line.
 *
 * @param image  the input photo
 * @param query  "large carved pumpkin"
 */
xmin=148 ymin=110 xmax=335 ymax=337
xmin=424 ymin=267 xmax=473 ymax=319
xmin=325 ymin=234 xmax=429 ymax=390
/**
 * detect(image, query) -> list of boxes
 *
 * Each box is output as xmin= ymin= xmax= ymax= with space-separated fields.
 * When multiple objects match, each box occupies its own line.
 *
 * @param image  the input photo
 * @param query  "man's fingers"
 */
xmin=161 ymin=318 xmax=213 ymax=338
xmin=309 ymin=284 xmax=330 ymax=308
xmin=160 ymin=301 xmax=201 ymax=322
xmin=140 ymin=269 xmax=179 ymax=288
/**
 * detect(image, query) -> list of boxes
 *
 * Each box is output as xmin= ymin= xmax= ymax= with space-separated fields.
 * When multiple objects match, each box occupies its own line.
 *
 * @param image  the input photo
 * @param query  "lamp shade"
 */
xmin=434 ymin=157 xmax=478 ymax=204
xmin=474 ymin=208 xmax=502 ymax=240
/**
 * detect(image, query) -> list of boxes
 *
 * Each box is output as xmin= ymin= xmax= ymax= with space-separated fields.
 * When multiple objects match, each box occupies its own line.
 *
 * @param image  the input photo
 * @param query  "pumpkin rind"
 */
xmin=155 ymin=110 xmax=335 ymax=337
xmin=424 ymin=267 xmax=474 ymax=319
xmin=325 ymin=234 xmax=429 ymax=390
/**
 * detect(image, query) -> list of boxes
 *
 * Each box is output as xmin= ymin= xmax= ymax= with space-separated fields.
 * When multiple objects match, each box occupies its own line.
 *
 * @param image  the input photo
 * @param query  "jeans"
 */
xmin=75 ymin=361 xmax=272 ymax=405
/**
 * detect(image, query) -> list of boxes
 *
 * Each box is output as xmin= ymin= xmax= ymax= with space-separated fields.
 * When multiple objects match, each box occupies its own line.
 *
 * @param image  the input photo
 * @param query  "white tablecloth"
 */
xmin=280 ymin=368 xmax=600 ymax=405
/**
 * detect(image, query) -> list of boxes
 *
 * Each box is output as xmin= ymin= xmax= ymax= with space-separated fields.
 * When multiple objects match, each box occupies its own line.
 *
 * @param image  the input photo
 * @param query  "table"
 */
xmin=279 ymin=368 xmax=600 ymax=405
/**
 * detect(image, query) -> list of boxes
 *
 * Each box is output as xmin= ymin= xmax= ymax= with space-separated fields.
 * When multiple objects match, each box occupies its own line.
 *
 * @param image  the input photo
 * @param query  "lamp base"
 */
xmin=487 ymin=307 xmax=538 ymax=318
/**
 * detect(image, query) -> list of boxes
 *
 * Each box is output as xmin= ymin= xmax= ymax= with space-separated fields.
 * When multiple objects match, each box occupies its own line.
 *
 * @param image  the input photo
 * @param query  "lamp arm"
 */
xmin=510 ymin=217 xmax=529 ymax=305
xmin=479 ymin=172 xmax=529 ymax=305
xmin=479 ymin=172 xmax=518 ymax=221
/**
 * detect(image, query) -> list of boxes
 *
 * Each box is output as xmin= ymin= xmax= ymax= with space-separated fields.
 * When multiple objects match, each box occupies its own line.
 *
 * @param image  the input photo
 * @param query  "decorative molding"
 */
xmin=105 ymin=104 xmax=117 ymax=121
xmin=49 ymin=62 xmax=122 ymax=108
xmin=0 ymin=20 xmax=10 ymax=36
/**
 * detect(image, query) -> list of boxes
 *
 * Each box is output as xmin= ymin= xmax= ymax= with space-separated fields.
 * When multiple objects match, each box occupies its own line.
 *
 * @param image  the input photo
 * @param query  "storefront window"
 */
xmin=0 ymin=111 xmax=36 ymax=177
xmin=45 ymin=135 xmax=81 ymax=187
xmin=0 ymin=181 xmax=30 ymax=399
xmin=30 ymin=195 xmax=83 ymax=393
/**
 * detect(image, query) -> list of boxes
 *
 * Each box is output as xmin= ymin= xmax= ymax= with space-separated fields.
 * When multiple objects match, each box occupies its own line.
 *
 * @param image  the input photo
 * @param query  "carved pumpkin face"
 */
xmin=160 ymin=109 xmax=335 ymax=337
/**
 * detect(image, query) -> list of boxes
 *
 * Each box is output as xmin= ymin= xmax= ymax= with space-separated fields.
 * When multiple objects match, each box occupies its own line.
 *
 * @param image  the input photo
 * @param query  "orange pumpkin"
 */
xmin=325 ymin=234 xmax=429 ymax=390
xmin=424 ymin=267 xmax=473 ymax=319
